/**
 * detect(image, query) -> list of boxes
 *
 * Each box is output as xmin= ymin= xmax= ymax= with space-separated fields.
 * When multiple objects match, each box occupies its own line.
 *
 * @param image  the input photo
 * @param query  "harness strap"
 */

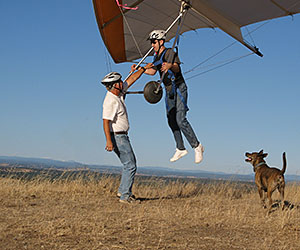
xmin=152 ymin=49 xmax=188 ymax=111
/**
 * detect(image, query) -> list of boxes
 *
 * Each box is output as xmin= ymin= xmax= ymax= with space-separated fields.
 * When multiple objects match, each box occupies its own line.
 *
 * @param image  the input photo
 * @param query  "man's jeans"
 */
xmin=111 ymin=134 xmax=137 ymax=200
xmin=166 ymin=82 xmax=199 ymax=150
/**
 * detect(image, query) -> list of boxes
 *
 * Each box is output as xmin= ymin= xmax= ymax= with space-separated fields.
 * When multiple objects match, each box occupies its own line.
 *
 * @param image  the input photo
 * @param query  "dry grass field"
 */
xmin=1 ymin=172 xmax=300 ymax=250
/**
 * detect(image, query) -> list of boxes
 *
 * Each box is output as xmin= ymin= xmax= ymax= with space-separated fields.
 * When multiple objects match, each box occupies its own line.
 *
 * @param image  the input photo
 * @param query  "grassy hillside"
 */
xmin=0 ymin=173 xmax=300 ymax=250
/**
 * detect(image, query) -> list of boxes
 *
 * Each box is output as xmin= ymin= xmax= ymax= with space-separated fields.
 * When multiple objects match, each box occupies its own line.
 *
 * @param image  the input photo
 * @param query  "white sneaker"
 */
xmin=195 ymin=144 xmax=204 ymax=164
xmin=170 ymin=149 xmax=188 ymax=162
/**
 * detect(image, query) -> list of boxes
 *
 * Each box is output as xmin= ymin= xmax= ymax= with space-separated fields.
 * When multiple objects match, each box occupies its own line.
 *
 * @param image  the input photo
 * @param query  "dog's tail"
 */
xmin=281 ymin=152 xmax=287 ymax=175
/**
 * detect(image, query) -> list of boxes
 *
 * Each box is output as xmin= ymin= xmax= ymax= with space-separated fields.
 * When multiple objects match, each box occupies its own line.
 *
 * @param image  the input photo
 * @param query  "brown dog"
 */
xmin=245 ymin=150 xmax=286 ymax=210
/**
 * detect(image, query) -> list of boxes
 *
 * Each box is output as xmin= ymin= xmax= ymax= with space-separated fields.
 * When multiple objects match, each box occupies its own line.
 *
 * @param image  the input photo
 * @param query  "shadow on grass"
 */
xmin=137 ymin=193 xmax=199 ymax=202
xmin=269 ymin=200 xmax=300 ymax=213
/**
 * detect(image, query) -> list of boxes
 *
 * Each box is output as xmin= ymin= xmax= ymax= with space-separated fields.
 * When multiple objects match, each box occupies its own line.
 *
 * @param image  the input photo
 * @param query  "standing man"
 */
xmin=101 ymin=64 xmax=151 ymax=203
xmin=143 ymin=30 xmax=204 ymax=163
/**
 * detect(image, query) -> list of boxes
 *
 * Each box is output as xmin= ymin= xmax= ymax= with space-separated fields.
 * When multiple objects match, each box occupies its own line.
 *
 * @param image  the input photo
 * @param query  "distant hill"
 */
xmin=1 ymin=156 xmax=300 ymax=182
xmin=0 ymin=156 xmax=86 ymax=169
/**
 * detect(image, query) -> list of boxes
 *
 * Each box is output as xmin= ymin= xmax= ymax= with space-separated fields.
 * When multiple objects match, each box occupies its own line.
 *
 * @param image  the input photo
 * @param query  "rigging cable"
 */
xmin=104 ymin=47 xmax=112 ymax=73
xmin=245 ymin=26 xmax=256 ymax=48
xmin=185 ymin=52 xmax=254 ymax=81
xmin=184 ymin=0 xmax=298 ymax=79
xmin=184 ymin=20 xmax=271 ymax=77
xmin=117 ymin=4 xmax=143 ymax=58
xmin=156 ymin=1 xmax=189 ymax=91
xmin=99 ymin=3 xmax=112 ymax=73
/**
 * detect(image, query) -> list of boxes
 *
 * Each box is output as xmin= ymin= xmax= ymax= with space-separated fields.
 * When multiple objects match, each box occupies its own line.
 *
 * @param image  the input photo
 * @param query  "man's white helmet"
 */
xmin=101 ymin=72 xmax=122 ymax=88
xmin=148 ymin=30 xmax=166 ymax=40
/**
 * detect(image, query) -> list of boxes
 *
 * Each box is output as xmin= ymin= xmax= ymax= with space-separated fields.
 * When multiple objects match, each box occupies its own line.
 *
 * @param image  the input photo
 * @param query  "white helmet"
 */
xmin=148 ymin=30 xmax=166 ymax=40
xmin=101 ymin=72 xmax=122 ymax=88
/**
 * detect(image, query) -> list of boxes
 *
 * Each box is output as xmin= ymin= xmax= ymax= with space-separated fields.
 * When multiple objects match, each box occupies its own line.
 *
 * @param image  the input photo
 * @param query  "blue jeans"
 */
xmin=166 ymin=82 xmax=199 ymax=150
xmin=111 ymin=134 xmax=137 ymax=200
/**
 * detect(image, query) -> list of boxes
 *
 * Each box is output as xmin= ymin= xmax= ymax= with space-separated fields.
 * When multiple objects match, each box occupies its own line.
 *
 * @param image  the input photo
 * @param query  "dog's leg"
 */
xmin=278 ymin=185 xmax=285 ymax=210
xmin=279 ymin=176 xmax=285 ymax=210
xmin=267 ymin=189 xmax=274 ymax=211
xmin=258 ymin=188 xmax=266 ymax=208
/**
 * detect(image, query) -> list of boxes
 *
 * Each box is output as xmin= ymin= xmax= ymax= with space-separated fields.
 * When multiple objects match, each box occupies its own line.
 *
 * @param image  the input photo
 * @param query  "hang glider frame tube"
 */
xmin=189 ymin=1 xmax=263 ymax=57
xmin=124 ymin=0 xmax=190 ymax=83
xmin=125 ymin=0 xmax=264 ymax=91
xmin=154 ymin=2 xmax=189 ymax=93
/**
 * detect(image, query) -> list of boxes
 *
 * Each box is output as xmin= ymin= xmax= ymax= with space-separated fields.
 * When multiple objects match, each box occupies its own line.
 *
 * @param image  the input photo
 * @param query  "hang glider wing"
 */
xmin=93 ymin=0 xmax=300 ymax=63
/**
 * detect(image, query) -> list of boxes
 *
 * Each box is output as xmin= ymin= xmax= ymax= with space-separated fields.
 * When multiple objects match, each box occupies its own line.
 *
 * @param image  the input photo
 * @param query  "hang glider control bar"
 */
xmin=124 ymin=1 xmax=190 ymax=82
xmin=126 ymin=0 xmax=264 ymax=89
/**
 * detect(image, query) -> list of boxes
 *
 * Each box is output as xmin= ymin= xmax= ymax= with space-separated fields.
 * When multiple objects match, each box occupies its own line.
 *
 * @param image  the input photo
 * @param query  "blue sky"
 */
xmin=1 ymin=1 xmax=299 ymax=175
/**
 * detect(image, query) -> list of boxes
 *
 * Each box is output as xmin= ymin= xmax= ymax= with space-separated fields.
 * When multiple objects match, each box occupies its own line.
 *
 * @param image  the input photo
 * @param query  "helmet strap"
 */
xmin=111 ymin=82 xmax=124 ymax=95
xmin=158 ymin=40 xmax=165 ymax=55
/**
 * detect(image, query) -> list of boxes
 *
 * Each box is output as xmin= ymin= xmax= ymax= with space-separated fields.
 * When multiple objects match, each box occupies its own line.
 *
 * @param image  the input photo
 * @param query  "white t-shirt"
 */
xmin=102 ymin=82 xmax=129 ymax=132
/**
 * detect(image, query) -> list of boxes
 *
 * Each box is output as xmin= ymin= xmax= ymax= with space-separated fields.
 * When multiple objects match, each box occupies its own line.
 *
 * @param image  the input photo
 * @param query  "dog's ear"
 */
xmin=259 ymin=149 xmax=264 ymax=155
xmin=262 ymin=153 xmax=268 ymax=158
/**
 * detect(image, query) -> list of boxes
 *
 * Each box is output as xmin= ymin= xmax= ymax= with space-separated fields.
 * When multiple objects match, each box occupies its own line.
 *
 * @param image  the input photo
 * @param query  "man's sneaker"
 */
xmin=170 ymin=149 xmax=188 ymax=162
xmin=195 ymin=144 xmax=204 ymax=164
xmin=119 ymin=196 xmax=140 ymax=204
xmin=117 ymin=193 xmax=136 ymax=199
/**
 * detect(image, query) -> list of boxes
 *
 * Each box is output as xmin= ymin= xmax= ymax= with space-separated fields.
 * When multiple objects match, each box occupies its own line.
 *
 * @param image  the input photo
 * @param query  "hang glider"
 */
xmin=93 ymin=0 xmax=300 ymax=63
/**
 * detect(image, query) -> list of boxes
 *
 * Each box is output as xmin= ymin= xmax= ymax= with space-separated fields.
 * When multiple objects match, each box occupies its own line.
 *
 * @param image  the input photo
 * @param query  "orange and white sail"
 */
xmin=93 ymin=0 xmax=300 ymax=63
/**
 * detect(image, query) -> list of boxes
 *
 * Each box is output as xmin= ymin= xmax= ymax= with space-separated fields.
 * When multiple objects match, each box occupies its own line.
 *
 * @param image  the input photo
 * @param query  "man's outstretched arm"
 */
xmin=127 ymin=63 xmax=153 ymax=88
xmin=128 ymin=63 xmax=156 ymax=88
